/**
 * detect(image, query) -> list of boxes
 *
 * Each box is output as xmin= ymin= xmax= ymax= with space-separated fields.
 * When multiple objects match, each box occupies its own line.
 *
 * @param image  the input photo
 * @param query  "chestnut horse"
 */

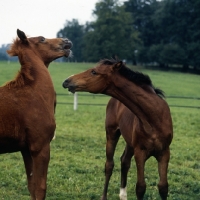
xmin=0 ymin=29 xmax=72 ymax=200
xmin=63 ymin=59 xmax=173 ymax=200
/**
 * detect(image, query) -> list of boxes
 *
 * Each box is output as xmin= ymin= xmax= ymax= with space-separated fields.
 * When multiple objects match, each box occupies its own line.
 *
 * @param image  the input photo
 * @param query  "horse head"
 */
xmin=7 ymin=29 xmax=73 ymax=66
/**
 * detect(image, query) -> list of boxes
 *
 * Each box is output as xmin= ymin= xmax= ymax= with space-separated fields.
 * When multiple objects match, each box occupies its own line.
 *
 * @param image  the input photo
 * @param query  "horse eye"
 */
xmin=40 ymin=37 xmax=45 ymax=42
xmin=91 ymin=70 xmax=97 ymax=75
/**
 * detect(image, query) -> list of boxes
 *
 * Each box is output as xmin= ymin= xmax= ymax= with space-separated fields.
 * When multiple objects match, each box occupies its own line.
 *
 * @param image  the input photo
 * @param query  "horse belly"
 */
xmin=0 ymin=118 xmax=26 ymax=154
xmin=0 ymin=138 xmax=26 ymax=153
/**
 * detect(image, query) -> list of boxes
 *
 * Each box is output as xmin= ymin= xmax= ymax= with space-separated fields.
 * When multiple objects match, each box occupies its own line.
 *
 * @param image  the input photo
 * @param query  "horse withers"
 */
xmin=0 ymin=29 xmax=72 ymax=200
xmin=63 ymin=59 xmax=173 ymax=200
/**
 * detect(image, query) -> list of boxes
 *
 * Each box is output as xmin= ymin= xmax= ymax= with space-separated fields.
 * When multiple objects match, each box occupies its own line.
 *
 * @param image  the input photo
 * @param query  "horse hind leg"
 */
xmin=52 ymin=93 xmax=56 ymax=140
xmin=21 ymin=149 xmax=35 ymax=199
xmin=156 ymin=148 xmax=170 ymax=200
xmin=31 ymin=143 xmax=50 ymax=200
xmin=119 ymin=145 xmax=134 ymax=200
xmin=134 ymin=148 xmax=147 ymax=200
xmin=101 ymin=129 xmax=121 ymax=200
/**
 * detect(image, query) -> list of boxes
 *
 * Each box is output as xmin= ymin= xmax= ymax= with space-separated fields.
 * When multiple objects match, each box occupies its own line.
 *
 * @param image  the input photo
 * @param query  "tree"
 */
xmin=0 ymin=44 xmax=8 ymax=61
xmin=124 ymin=0 xmax=162 ymax=65
xmin=0 ymin=44 xmax=18 ymax=61
xmin=0 ymin=52 xmax=7 ymax=61
xmin=82 ymin=0 xmax=140 ymax=62
xmin=124 ymin=0 xmax=159 ymax=46
xmin=125 ymin=0 xmax=200 ymax=72
xmin=154 ymin=0 xmax=200 ymax=70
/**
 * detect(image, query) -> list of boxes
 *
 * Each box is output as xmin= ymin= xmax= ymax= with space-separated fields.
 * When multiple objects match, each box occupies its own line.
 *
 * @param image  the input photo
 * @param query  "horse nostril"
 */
xmin=62 ymin=79 xmax=68 ymax=88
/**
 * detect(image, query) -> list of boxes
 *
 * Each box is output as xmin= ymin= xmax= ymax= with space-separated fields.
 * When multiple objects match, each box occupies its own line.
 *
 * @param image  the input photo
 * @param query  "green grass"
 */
xmin=0 ymin=61 xmax=200 ymax=199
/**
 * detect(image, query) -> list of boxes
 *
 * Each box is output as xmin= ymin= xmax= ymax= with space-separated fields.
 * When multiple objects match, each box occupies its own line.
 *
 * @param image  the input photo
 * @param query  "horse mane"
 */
xmin=5 ymin=40 xmax=35 ymax=88
xmin=99 ymin=59 xmax=165 ymax=98
xmin=5 ymin=55 xmax=35 ymax=88
xmin=5 ymin=66 xmax=34 ymax=88
xmin=7 ymin=38 xmax=23 ymax=56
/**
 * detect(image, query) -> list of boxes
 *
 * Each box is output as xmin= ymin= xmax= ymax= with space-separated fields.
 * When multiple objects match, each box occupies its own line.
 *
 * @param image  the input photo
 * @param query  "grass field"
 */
xmin=0 ymin=61 xmax=200 ymax=200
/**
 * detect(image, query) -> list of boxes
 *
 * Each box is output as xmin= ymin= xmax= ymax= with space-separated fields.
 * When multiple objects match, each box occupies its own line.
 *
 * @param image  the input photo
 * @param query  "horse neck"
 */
xmin=106 ymin=76 xmax=166 ymax=133
xmin=19 ymin=48 xmax=49 ymax=77
xmin=17 ymin=48 xmax=53 ymax=89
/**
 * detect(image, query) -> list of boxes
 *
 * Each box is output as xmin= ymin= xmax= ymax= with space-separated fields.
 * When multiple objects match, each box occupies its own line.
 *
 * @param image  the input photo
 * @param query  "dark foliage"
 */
xmin=1 ymin=0 xmax=199 ymax=73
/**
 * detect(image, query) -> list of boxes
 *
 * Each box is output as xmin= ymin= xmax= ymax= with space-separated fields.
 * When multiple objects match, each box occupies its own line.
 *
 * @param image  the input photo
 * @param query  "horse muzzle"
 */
xmin=62 ymin=78 xmax=76 ymax=93
xmin=63 ymin=39 xmax=73 ymax=57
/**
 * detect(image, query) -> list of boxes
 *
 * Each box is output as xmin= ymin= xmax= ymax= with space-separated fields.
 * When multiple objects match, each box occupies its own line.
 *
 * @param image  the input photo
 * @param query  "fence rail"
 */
xmin=57 ymin=93 xmax=200 ymax=99
xmin=57 ymin=93 xmax=200 ymax=109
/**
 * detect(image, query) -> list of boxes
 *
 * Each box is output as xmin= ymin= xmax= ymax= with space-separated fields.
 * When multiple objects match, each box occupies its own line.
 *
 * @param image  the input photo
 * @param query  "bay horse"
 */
xmin=0 ymin=29 xmax=72 ymax=200
xmin=62 ymin=59 xmax=173 ymax=200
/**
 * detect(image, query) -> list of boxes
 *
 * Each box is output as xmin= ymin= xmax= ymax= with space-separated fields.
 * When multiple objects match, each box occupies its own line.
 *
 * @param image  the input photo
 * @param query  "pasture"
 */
xmin=0 ymin=61 xmax=200 ymax=199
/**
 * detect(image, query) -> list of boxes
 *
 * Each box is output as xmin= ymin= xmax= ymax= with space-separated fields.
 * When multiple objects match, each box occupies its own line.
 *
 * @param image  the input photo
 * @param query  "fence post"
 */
xmin=74 ymin=92 xmax=78 ymax=110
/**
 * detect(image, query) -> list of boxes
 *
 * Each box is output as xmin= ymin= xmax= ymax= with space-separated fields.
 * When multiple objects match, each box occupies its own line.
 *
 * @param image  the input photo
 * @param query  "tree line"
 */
xmin=57 ymin=0 xmax=200 ymax=73
xmin=1 ymin=0 xmax=200 ymax=73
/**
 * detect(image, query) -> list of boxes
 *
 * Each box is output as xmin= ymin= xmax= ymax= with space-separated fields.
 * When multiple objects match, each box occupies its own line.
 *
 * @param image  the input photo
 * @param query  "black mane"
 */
xmin=99 ymin=59 xmax=165 ymax=98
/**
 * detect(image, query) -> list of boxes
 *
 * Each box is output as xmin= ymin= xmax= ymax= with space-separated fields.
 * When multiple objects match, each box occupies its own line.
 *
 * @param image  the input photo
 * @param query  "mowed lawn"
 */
xmin=0 ymin=61 xmax=200 ymax=200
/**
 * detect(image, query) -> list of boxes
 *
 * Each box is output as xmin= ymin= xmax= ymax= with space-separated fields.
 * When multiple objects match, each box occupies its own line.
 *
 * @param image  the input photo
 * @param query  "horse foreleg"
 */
xmin=119 ymin=145 xmax=134 ymax=200
xmin=134 ymin=148 xmax=147 ymax=200
xmin=52 ymin=92 xmax=57 ymax=141
xmin=21 ymin=149 xmax=35 ymax=200
xmin=156 ymin=148 xmax=170 ymax=200
xmin=101 ymin=129 xmax=121 ymax=200
xmin=31 ymin=143 xmax=50 ymax=200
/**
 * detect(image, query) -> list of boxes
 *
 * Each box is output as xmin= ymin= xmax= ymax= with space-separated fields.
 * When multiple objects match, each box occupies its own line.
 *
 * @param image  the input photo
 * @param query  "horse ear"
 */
xmin=113 ymin=61 xmax=123 ymax=71
xmin=17 ymin=29 xmax=28 ymax=44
